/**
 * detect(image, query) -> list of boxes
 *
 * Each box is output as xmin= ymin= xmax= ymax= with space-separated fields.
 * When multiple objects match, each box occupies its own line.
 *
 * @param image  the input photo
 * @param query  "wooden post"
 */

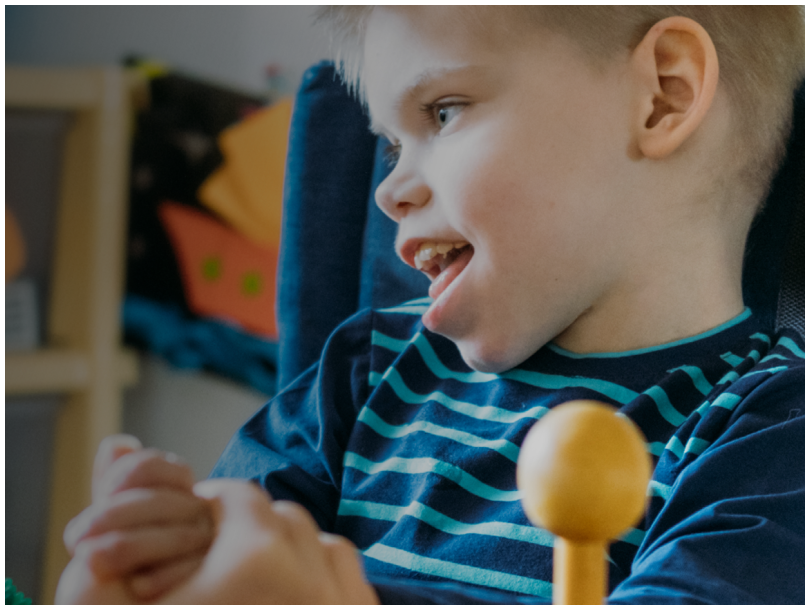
xmin=6 ymin=66 xmax=142 ymax=603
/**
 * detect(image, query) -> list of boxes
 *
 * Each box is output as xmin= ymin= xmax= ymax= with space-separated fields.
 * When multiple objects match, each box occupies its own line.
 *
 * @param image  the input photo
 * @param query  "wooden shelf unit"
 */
xmin=6 ymin=348 xmax=138 ymax=395
xmin=6 ymin=66 xmax=142 ymax=603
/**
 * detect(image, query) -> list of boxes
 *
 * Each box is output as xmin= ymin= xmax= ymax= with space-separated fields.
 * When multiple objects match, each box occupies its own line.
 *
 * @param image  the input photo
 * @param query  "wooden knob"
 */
xmin=517 ymin=401 xmax=651 ymax=604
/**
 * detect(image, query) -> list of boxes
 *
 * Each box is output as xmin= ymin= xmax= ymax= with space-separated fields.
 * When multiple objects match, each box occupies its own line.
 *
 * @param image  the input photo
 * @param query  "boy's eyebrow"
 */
xmin=369 ymin=65 xmax=489 ymax=136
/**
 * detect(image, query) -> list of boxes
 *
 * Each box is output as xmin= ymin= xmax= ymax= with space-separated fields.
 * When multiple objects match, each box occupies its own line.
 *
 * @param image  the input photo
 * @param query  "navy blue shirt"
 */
xmin=212 ymin=298 xmax=804 ymax=604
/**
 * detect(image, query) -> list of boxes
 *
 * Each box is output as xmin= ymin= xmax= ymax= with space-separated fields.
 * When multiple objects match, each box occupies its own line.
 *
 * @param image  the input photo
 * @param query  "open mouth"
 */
xmin=410 ymin=240 xmax=475 ymax=301
xmin=413 ymin=241 xmax=472 ymax=280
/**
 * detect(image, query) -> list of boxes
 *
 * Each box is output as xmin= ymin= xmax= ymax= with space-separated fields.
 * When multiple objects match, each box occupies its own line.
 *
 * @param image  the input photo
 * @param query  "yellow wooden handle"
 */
xmin=517 ymin=401 xmax=652 ymax=604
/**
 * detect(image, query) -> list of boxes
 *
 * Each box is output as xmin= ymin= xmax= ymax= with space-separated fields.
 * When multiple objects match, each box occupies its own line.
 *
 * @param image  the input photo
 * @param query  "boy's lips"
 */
xmin=399 ymin=237 xmax=475 ymax=303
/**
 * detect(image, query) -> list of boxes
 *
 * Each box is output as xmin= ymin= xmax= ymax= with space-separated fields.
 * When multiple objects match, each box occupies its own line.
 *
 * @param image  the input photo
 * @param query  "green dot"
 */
xmin=202 ymin=256 xmax=222 ymax=281
xmin=242 ymin=271 xmax=263 ymax=296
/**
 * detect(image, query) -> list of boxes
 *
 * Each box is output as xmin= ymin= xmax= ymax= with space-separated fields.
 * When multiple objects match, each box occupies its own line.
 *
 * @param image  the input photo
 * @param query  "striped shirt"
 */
xmin=212 ymin=298 xmax=804 ymax=604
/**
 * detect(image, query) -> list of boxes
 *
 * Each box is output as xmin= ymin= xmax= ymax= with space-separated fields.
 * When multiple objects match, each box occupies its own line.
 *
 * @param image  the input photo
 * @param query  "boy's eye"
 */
xmin=420 ymin=101 xmax=465 ymax=132
xmin=435 ymin=104 xmax=462 ymax=129
xmin=382 ymin=102 xmax=465 ymax=168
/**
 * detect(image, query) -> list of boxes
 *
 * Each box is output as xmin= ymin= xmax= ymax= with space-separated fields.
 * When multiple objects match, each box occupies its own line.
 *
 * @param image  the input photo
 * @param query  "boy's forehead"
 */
xmin=363 ymin=7 xmax=521 ymax=129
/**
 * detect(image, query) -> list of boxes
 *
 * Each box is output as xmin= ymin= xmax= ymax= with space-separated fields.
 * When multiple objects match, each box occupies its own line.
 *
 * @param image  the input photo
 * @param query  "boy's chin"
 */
xmin=455 ymin=337 xmax=539 ymax=374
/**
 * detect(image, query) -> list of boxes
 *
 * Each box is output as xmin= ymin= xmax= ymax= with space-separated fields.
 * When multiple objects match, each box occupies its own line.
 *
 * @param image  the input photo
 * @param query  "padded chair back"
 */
xmin=277 ymin=61 xmax=804 ymax=388
xmin=743 ymin=82 xmax=805 ymax=336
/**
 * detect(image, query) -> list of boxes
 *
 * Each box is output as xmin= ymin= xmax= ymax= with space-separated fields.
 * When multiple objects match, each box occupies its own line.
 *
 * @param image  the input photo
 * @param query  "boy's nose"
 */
xmin=375 ymin=169 xmax=431 ymax=223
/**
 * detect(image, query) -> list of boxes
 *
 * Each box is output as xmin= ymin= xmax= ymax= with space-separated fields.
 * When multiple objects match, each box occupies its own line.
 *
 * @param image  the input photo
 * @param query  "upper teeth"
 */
xmin=414 ymin=241 xmax=468 ymax=270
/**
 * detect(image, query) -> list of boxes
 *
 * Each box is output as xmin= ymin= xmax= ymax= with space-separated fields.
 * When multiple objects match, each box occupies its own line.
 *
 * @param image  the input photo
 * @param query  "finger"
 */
xmin=193 ymin=478 xmax=272 ymax=503
xmin=65 ymin=488 xmax=211 ymax=554
xmin=96 ymin=449 xmax=195 ymax=500
xmin=93 ymin=435 xmax=142 ymax=501
xmin=270 ymin=501 xmax=341 ymax=593
xmin=193 ymin=479 xmax=284 ymax=555
xmin=127 ymin=553 xmax=205 ymax=601
xmin=270 ymin=500 xmax=322 ymax=545
xmin=319 ymin=533 xmax=378 ymax=604
xmin=79 ymin=521 xmax=214 ymax=579
xmin=193 ymin=478 xmax=274 ymax=529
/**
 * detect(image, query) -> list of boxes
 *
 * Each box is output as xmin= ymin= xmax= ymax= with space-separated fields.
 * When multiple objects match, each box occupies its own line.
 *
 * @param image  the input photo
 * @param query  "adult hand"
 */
xmin=57 ymin=435 xmax=213 ymax=602
xmin=161 ymin=479 xmax=379 ymax=605
xmin=57 ymin=451 xmax=377 ymax=604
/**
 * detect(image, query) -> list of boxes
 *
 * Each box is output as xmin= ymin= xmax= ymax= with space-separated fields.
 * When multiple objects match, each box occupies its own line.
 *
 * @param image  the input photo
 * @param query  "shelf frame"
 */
xmin=6 ymin=66 xmax=141 ymax=603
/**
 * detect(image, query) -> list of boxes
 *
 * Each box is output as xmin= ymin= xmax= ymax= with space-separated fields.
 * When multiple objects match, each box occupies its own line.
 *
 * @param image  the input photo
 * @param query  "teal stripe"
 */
xmin=408 ymin=333 xmax=501 ymax=383
xmin=745 ymin=349 xmax=763 ymax=364
xmin=716 ymin=371 xmax=740 ymax=385
xmin=357 ymin=407 xmax=521 ymax=462
xmin=643 ymin=386 xmax=686 ymax=426
xmin=776 ymin=336 xmax=805 ymax=359
xmin=648 ymin=442 xmax=666 ymax=457
xmin=720 ymin=352 xmax=745 ymax=367
xmin=501 ymin=368 xmax=639 ymax=404
xmin=685 ymin=437 xmax=710 ymax=456
xmin=344 ymin=452 xmax=522 ymax=502
xmin=750 ymin=332 xmax=772 ymax=347
xmin=338 ymin=499 xmax=553 ymax=546
xmin=371 ymin=330 xmax=414 ymax=354
xmin=665 ymin=436 xmax=710 ymax=459
xmin=404 ymin=332 xmax=639 ymax=404
xmin=700 ymin=385 xmax=794 ymax=414
xmin=377 ymin=305 xmax=430 ymax=315
xmin=370 ymin=368 xmax=548 ymax=424
xmin=620 ymin=527 xmax=647 ymax=546
xmin=364 ymin=543 xmax=552 ymax=599
xmin=712 ymin=392 xmax=743 ymax=410
xmin=547 ymin=308 xmax=752 ymax=359
xmin=742 ymin=365 xmax=789 ymax=378
xmin=648 ymin=480 xmax=672 ymax=500
xmin=664 ymin=437 xmax=686 ymax=458
xmin=668 ymin=365 xmax=713 ymax=396
xmin=760 ymin=353 xmax=789 ymax=364
xmin=378 ymin=297 xmax=433 ymax=313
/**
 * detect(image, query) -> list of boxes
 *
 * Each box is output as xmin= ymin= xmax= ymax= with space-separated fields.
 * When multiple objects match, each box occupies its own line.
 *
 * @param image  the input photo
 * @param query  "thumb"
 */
xmin=193 ymin=478 xmax=274 ymax=531
xmin=158 ymin=479 xmax=275 ymax=604
xmin=92 ymin=434 xmax=142 ymax=501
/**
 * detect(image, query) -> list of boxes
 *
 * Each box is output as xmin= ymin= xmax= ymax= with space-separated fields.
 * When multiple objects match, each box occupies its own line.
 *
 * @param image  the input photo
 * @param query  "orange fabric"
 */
xmin=198 ymin=99 xmax=292 ymax=247
xmin=159 ymin=201 xmax=278 ymax=338
xmin=6 ymin=206 xmax=26 ymax=282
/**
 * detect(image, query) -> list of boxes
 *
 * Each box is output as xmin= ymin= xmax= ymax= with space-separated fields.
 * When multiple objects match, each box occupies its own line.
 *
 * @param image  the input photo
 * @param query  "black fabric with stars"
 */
xmin=122 ymin=59 xmax=279 ymax=395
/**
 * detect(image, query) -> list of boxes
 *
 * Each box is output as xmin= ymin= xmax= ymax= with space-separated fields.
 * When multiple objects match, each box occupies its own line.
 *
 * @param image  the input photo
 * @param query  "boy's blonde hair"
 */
xmin=316 ymin=6 xmax=804 ymax=212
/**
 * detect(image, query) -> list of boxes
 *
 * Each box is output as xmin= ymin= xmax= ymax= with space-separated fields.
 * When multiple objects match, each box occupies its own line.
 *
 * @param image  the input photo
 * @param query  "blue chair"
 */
xmin=277 ymin=61 xmax=804 ymax=389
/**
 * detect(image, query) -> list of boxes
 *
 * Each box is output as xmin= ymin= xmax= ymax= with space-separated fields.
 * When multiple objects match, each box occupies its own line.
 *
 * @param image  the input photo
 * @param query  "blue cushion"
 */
xmin=277 ymin=62 xmax=428 ymax=387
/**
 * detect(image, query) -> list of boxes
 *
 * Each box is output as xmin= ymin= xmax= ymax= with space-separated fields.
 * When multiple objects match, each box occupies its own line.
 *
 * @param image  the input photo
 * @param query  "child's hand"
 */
xmin=59 ymin=435 xmax=214 ymax=601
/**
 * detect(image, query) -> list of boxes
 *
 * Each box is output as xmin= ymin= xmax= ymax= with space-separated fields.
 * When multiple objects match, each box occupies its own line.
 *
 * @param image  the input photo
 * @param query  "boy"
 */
xmin=57 ymin=6 xmax=804 ymax=604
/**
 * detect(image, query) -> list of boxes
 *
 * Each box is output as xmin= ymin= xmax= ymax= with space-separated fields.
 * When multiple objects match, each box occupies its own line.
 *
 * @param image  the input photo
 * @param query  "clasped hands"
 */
xmin=56 ymin=435 xmax=378 ymax=604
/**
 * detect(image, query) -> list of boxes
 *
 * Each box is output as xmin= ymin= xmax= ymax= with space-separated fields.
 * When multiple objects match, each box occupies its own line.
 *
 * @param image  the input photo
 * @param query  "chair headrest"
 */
xmin=742 ymin=83 xmax=804 ymax=336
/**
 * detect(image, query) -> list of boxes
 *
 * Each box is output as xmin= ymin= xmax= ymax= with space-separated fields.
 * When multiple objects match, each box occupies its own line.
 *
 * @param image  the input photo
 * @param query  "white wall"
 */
xmin=6 ymin=5 xmax=332 ymax=96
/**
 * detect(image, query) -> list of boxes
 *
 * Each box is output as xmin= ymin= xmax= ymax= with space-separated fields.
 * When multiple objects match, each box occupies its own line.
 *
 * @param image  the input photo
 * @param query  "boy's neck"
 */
xmin=552 ymin=220 xmax=746 ymax=356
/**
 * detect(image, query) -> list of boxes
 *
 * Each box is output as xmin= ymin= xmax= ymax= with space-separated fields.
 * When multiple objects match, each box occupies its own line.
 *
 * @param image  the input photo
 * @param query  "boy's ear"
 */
xmin=631 ymin=16 xmax=719 ymax=160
